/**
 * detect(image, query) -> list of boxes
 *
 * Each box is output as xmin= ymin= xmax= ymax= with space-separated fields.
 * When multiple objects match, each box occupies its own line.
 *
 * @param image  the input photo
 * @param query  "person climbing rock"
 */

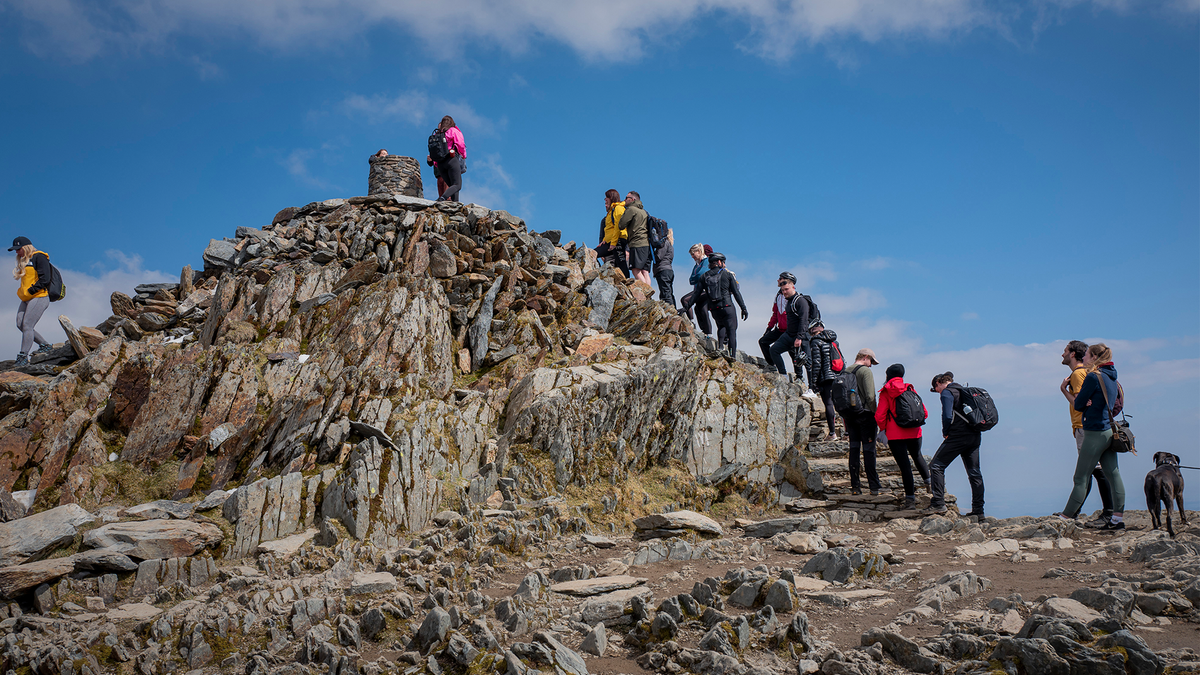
xmin=10 ymin=236 xmax=55 ymax=368
xmin=766 ymin=276 xmax=810 ymax=381
xmin=759 ymin=272 xmax=796 ymax=370
xmin=875 ymin=363 xmax=931 ymax=510
xmin=596 ymin=189 xmax=629 ymax=278
xmin=681 ymin=243 xmax=713 ymax=336
xmin=702 ymin=252 xmax=747 ymax=359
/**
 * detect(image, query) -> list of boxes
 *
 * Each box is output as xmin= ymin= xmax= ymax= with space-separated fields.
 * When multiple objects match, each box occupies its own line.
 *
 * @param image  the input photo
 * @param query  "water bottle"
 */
xmin=963 ymin=405 xmax=973 ymax=415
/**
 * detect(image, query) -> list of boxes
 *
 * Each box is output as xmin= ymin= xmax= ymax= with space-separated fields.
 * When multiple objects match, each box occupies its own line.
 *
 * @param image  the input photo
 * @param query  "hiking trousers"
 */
xmin=1063 ymin=428 xmax=1124 ymax=516
xmin=815 ymin=381 xmax=837 ymax=435
xmin=438 ymin=155 xmax=462 ymax=202
xmin=655 ymin=268 xmax=676 ymax=308
xmin=930 ymin=432 xmax=984 ymax=514
xmin=845 ymin=411 xmax=881 ymax=492
xmin=712 ymin=303 xmax=738 ymax=356
xmin=887 ymin=437 xmax=929 ymax=498
xmin=1075 ymin=428 xmax=1114 ymax=515
xmin=16 ymin=296 xmax=49 ymax=355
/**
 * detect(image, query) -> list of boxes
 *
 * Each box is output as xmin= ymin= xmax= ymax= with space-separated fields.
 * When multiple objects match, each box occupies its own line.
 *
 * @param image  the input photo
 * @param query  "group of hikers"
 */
xmin=593 ymin=200 xmax=1133 ymax=529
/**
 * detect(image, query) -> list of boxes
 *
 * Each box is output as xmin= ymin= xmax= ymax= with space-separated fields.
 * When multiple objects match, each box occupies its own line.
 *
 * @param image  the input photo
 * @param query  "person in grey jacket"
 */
xmin=651 ymin=225 xmax=675 ymax=308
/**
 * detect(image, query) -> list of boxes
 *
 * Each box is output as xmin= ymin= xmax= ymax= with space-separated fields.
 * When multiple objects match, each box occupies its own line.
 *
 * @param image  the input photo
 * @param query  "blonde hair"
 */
xmin=667 ymin=229 xmax=674 ymax=244
xmin=12 ymin=244 xmax=33 ymax=281
xmin=689 ymin=243 xmax=703 ymax=255
xmin=1086 ymin=343 xmax=1113 ymax=373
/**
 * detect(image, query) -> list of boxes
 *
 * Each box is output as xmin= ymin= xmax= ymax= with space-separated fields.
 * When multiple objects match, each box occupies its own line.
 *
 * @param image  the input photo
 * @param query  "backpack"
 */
xmin=829 ymin=339 xmax=844 ymax=373
xmin=647 ymin=216 xmax=668 ymax=250
xmin=949 ymin=383 xmax=999 ymax=432
xmin=830 ymin=365 xmax=864 ymax=417
xmin=788 ymin=293 xmax=820 ymax=326
xmin=428 ymin=128 xmax=450 ymax=164
xmin=893 ymin=385 xmax=927 ymax=428
xmin=47 ymin=264 xmax=65 ymax=302
xmin=703 ymin=269 xmax=725 ymax=304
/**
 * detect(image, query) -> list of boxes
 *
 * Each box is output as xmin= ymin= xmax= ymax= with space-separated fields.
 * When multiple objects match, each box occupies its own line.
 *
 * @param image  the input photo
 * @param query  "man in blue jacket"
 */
xmin=926 ymin=372 xmax=985 ymax=522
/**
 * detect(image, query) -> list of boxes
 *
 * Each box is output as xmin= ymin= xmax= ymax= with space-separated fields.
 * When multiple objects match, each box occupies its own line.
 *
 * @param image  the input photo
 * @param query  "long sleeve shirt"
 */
xmin=444 ymin=127 xmax=466 ymax=157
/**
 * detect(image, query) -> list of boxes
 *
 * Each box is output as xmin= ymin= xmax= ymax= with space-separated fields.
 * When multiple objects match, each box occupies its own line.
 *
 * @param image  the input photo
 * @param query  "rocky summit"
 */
xmin=0 ymin=179 xmax=1196 ymax=675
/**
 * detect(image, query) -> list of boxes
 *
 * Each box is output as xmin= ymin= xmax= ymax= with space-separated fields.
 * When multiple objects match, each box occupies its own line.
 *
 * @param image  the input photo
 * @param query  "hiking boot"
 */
xmin=870 ymin=489 xmax=881 ymax=496
xmin=1083 ymin=516 xmax=1110 ymax=529
xmin=903 ymin=497 xmax=917 ymax=511
xmin=33 ymin=343 xmax=54 ymax=356
xmin=964 ymin=511 xmax=985 ymax=523
xmin=1053 ymin=512 xmax=1077 ymax=521
xmin=12 ymin=353 xmax=28 ymax=368
xmin=923 ymin=504 xmax=948 ymax=515
xmin=1098 ymin=520 xmax=1125 ymax=532
xmin=850 ymin=487 xmax=862 ymax=496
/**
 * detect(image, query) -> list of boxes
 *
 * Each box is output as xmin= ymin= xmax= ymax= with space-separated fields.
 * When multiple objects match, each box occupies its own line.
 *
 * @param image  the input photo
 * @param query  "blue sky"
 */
xmin=1 ymin=0 xmax=1197 ymax=517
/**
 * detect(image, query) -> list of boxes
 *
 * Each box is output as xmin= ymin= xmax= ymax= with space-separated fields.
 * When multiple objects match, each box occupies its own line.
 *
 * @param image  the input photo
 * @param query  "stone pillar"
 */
xmin=368 ymin=155 xmax=423 ymax=198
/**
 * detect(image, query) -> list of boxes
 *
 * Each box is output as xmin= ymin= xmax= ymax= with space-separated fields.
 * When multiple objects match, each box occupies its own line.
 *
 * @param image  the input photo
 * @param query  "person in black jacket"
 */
xmin=807 ymin=320 xmax=840 ymax=441
xmin=926 ymin=372 xmax=985 ymax=521
xmin=766 ymin=278 xmax=810 ymax=381
xmin=702 ymin=253 xmax=747 ymax=359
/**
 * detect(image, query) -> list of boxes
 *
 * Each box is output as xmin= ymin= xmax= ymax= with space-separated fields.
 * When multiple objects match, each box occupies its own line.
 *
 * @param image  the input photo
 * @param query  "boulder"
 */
xmin=0 ymin=557 xmax=75 ymax=598
xmin=580 ymin=586 xmax=654 ymax=626
xmin=81 ymin=520 xmax=223 ymax=560
xmin=0 ymin=503 xmax=94 ymax=566
xmin=633 ymin=510 xmax=723 ymax=538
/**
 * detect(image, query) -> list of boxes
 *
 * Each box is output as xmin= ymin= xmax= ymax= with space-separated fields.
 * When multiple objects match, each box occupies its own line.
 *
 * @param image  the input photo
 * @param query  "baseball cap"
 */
xmin=856 ymin=348 xmax=878 ymax=365
xmin=7 ymin=236 xmax=31 ymax=252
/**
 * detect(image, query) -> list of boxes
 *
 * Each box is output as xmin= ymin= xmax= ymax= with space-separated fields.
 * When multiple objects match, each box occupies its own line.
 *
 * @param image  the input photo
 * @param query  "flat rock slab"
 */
xmin=580 ymin=586 xmax=655 ymax=626
xmin=632 ymin=510 xmax=723 ymax=537
xmin=803 ymin=588 xmax=889 ymax=601
xmin=743 ymin=516 xmax=816 ymax=539
xmin=550 ymin=575 xmax=646 ymax=597
xmin=956 ymin=539 xmax=1020 ymax=559
xmin=792 ymin=577 xmax=832 ymax=592
xmin=82 ymin=520 xmax=223 ymax=560
xmin=107 ymin=603 xmax=162 ymax=621
xmin=0 ymin=504 xmax=94 ymax=567
xmin=257 ymin=529 xmax=317 ymax=558
xmin=1035 ymin=597 xmax=1103 ymax=623
xmin=349 ymin=572 xmax=398 ymax=595
xmin=72 ymin=548 xmax=138 ymax=573
xmin=581 ymin=534 xmax=616 ymax=549
xmin=0 ymin=557 xmax=76 ymax=598
xmin=784 ymin=499 xmax=835 ymax=512
xmin=123 ymin=500 xmax=195 ymax=520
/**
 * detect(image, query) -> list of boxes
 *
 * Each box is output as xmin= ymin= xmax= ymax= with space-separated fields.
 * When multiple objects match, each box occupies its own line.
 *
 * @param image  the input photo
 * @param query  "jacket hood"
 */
xmin=816 ymin=329 xmax=837 ymax=342
xmin=881 ymin=377 xmax=909 ymax=395
xmin=1097 ymin=363 xmax=1118 ymax=380
xmin=627 ymin=199 xmax=644 ymax=210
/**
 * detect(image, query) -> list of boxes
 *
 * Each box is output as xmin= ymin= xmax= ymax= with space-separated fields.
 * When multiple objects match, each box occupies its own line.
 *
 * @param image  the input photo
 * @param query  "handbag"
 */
xmin=1096 ymin=372 xmax=1136 ymax=455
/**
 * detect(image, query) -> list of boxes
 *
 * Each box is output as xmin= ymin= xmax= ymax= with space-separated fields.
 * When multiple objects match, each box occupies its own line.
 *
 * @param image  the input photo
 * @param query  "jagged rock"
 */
xmin=580 ymin=586 xmax=654 ymax=626
xmin=0 ymin=492 xmax=25 ymax=522
xmin=763 ymin=579 xmax=796 ymax=612
xmin=1035 ymin=597 xmax=1103 ymax=623
xmin=633 ymin=510 xmax=723 ymax=538
xmin=989 ymin=637 xmax=1069 ymax=675
xmin=861 ymin=627 xmax=941 ymax=673
xmin=124 ymin=500 xmax=196 ymax=520
xmin=415 ymin=607 xmax=451 ymax=653
xmin=918 ymin=515 xmax=954 ymax=535
xmin=802 ymin=548 xmax=852 ymax=583
xmin=1093 ymin=630 xmax=1165 ymax=675
xmin=533 ymin=630 xmax=588 ymax=675
xmin=0 ymin=503 xmax=93 ymax=566
xmin=82 ymin=520 xmax=223 ymax=559
xmin=72 ymin=548 xmax=138 ymax=573
xmin=0 ymin=557 xmax=75 ymax=598
xmin=743 ymin=516 xmax=816 ymax=538
xmin=429 ymin=243 xmax=456 ymax=278
xmin=586 ymin=280 xmax=618 ymax=330
xmin=203 ymin=239 xmax=239 ymax=268
xmin=581 ymin=623 xmax=607 ymax=656
xmin=777 ymin=532 xmax=826 ymax=554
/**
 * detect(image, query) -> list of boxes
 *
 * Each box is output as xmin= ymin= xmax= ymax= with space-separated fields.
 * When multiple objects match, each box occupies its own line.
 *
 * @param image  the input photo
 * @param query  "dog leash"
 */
xmin=1178 ymin=465 xmax=1200 ymax=470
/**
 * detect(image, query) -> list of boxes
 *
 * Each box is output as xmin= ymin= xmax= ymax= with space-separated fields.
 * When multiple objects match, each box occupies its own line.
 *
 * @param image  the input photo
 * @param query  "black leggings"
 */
xmin=815 ymin=382 xmax=837 ymax=434
xmin=887 ymin=437 xmax=930 ymax=498
xmin=712 ymin=303 xmax=738 ymax=355
xmin=681 ymin=293 xmax=712 ymax=336
xmin=655 ymin=269 xmax=676 ymax=308
xmin=438 ymin=156 xmax=462 ymax=202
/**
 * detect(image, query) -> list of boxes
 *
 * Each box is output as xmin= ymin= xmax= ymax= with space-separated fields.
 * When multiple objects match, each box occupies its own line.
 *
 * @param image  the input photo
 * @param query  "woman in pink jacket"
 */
xmin=875 ymin=363 xmax=931 ymax=509
xmin=436 ymin=116 xmax=466 ymax=203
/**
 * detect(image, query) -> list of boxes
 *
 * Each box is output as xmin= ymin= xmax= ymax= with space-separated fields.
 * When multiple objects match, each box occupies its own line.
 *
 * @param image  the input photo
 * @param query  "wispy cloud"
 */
xmin=341 ymin=90 xmax=504 ymax=137
xmin=962 ymin=311 xmax=979 ymax=320
xmin=276 ymin=143 xmax=342 ymax=189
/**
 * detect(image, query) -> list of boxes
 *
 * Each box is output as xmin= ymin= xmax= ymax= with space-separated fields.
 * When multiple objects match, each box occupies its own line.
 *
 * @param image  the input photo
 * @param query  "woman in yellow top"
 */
xmin=9 ymin=236 xmax=54 ymax=367
xmin=596 ymin=189 xmax=629 ymax=278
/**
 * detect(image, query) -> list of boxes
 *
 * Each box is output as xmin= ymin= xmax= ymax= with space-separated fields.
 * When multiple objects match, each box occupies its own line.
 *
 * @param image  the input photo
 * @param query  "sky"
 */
xmin=0 ymin=0 xmax=1197 ymax=518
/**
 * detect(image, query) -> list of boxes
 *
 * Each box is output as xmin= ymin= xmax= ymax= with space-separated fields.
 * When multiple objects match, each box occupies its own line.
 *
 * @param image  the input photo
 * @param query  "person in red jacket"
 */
xmin=758 ymin=271 xmax=796 ymax=368
xmin=874 ymin=363 xmax=931 ymax=509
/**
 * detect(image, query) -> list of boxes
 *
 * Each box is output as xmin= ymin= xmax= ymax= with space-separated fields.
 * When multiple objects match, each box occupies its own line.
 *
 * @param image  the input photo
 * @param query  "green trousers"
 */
xmin=1063 ymin=428 xmax=1124 ymax=516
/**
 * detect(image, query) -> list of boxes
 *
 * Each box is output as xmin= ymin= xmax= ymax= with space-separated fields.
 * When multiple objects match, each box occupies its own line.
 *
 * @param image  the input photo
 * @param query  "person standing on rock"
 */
xmin=681 ymin=244 xmax=714 ymax=336
xmin=597 ymin=189 xmax=630 ymax=278
xmin=926 ymin=372 xmax=985 ymax=521
xmin=702 ymin=252 xmax=748 ymax=360
xmin=845 ymin=348 xmax=882 ymax=496
xmin=759 ymin=272 xmax=796 ymax=369
xmin=1057 ymin=343 xmax=1127 ymax=531
xmin=875 ymin=363 xmax=931 ymax=510
xmin=1060 ymin=340 xmax=1114 ymax=526
xmin=649 ymin=220 xmax=675 ymax=308
xmin=9 ymin=237 xmax=55 ymax=368
xmin=432 ymin=116 xmax=466 ymax=202
xmin=766 ymin=276 xmax=810 ymax=381
xmin=807 ymin=320 xmax=842 ymax=442
xmin=618 ymin=192 xmax=653 ymax=286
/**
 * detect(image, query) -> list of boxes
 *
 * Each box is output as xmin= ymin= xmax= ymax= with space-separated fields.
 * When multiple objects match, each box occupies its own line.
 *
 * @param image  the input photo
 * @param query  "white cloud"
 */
xmin=962 ymin=311 xmax=979 ymax=320
xmin=189 ymin=55 xmax=221 ymax=80
xmin=5 ymin=0 xmax=1192 ymax=64
xmin=342 ymin=91 xmax=504 ymax=138
xmin=0 ymin=250 xmax=173 ymax=358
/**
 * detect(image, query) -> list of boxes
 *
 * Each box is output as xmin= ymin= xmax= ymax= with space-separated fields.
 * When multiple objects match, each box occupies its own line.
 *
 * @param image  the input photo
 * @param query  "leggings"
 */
xmin=1063 ymin=428 xmax=1124 ymax=516
xmin=845 ymin=412 xmax=881 ymax=491
xmin=887 ymin=437 xmax=929 ymax=498
xmin=712 ymin=304 xmax=738 ymax=355
xmin=16 ymin=296 xmax=49 ymax=355
xmin=1076 ymin=429 xmax=1114 ymax=513
xmin=815 ymin=381 xmax=837 ymax=434
xmin=655 ymin=269 xmax=676 ymax=308
xmin=438 ymin=155 xmax=462 ymax=202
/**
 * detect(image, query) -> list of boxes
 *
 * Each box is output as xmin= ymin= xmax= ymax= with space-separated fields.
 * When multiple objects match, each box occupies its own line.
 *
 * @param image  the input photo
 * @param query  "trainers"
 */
xmin=828 ymin=434 xmax=841 ymax=442
xmin=12 ymin=353 xmax=28 ymax=368
xmin=923 ymin=504 xmax=948 ymax=514
xmin=1083 ymin=517 xmax=1109 ymax=529
xmin=1053 ymin=512 xmax=1077 ymax=521
xmin=903 ymin=497 xmax=917 ymax=510
xmin=964 ymin=511 xmax=985 ymax=522
xmin=33 ymin=343 xmax=54 ymax=356
xmin=1098 ymin=520 xmax=1125 ymax=532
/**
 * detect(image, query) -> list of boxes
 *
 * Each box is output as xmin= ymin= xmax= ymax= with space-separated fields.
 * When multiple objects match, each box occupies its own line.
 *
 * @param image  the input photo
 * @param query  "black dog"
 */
xmin=1145 ymin=452 xmax=1187 ymax=538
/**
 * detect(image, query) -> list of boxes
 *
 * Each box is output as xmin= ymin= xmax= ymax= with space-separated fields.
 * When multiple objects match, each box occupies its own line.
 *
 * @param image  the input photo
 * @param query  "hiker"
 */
xmin=926 ymin=372 xmax=985 ymax=521
xmin=766 ymin=276 xmax=810 ymax=380
xmin=431 ymin=116 xmax=466 ymax=202
xmin=875 ymin=363 xmax=931 ymax=510
xmin=1057 ymin=343 xmax=1126 ymax=531
xmin=759 ymin=272 xmax=796 ymax=368
xmin=681 ymin=244 xmax=713 ymax=336
xmin=424 ymin=154 xmax=448 ymax=198
xmin=10 ymin=237 xmax=55 ymax=368
xmin=618 ymin=192 xmax=652 ymax=285
xmin=807 ymin=320 xmax=841 ymax=441
xmin=649 ymin=219 xmax=675 ymax=308
xmin=596 ymin=189 xmax=630 ymax=278
xmin=843 ymin=348 xmax=881 ymax=495
xmin=1060 ymin=340 xmax=1114 ymax=526
xmin=702 ymin=252 xmax=748 ymax=359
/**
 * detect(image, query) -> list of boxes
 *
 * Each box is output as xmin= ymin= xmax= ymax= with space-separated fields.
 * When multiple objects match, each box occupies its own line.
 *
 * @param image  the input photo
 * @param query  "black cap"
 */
xmin=885 ymin=364 xmax=905 ymax=381
xmin=7 ymin=236 xmax=30 ymax=252
xmin=708 ymin=252 xmax=726 ymax=263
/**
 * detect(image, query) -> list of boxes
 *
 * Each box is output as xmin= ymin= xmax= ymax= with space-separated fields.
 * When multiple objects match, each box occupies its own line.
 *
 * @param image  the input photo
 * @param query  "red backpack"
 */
xmin=830 ymin=340 xmax=844 ymax=373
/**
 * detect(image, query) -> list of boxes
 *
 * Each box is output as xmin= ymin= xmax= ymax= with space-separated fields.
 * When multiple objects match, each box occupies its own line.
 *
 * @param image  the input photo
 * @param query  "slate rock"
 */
xmin=533 ymin=630 xmax=588 ymax=675
xmin=743 ymin=515 xmax=816 ymax=538
xmin=203 ymin=239 xmax=238 ymax=268
xmin=633 ymin=510 xmax=723 ymax=537
xmin=124 ymin=500 xmax=196 ymax=520
xmin=580 ymin=623 xmax=607 ymax=656
xmin=0 ymin=503 xmax=94 ymax=567
xmin=1093 ymin=630 xmax=1165 ymax=675
xmin=1034 ymin=597 xmax=1103 ymax=624
xmin=361 ymin=607 xmax=387 ymax=640
xmin=728 ymin=579 xmax=765 ymax=608
xmin=802 ymin=548 xmax=853 ymax=583
xmin=861 ymin=627 xmax=940 ymax=673
xmin=585 ymin=280 xmax=618 ymax=330
xmin=580 ymin=586 xmax=654 ymax=626
xmin=429 ymin=243 xmax=457 ymax=278
xmin=196 ymin=490 xmax=231 ymax=511
xmin=989 ymin=637 xmax=1069 ymax=675
xmin=350 ymin=572 xmax=398 ymax=595
xmin=763 ymin=579 xmax=796 ymax=612
xmin=33 ymin=583 xmax=54 ymax=614
xmin=416 ymin=607 xmax=451 ymax=653
xmin=82 ymin=520 xmax=223 ymax=560
xmin=0 ymin=557 xmax=76 ymax=599
xmin=0 ymin=492 xmax=26 ymax=523
xmin=72 ymin=548 xmax=138 ymax=573
xmin=550 ymin=575 xmax=645 ymax=597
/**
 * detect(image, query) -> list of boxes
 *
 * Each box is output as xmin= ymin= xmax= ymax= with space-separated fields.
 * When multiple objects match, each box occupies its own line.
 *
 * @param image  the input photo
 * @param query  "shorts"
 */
xmin=629 ymin=246 xmax=652 ymax=272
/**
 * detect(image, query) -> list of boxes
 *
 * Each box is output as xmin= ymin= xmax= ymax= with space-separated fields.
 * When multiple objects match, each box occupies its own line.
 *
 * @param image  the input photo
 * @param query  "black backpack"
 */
xmin=428 ymin=128 xmax=450 ymax=164
xmin=47 ymin=264 xmax=65 ymax=302
xmin=949 ymin=383 xmax=999 ymax=432
xmin=893 ymin=385 xmax=927 ymax=428
xmin=703 ymin=269 xmax=725 ymax=304
xmin=792 ymin=293 xmax=820 ymax=326
xmin=647 ymin=216 xmax=668 ymax=250
xmin=830 ymin=365 xmax=864 ymax=417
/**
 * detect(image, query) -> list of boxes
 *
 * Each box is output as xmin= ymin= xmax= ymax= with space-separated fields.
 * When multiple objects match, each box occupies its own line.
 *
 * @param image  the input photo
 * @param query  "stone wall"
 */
xmin=367 ymin=155 xmax=422 ymax=197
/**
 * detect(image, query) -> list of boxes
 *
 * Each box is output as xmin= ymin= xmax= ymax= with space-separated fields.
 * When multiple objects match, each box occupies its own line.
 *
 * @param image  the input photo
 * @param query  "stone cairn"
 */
xmin=367 ymin=154 xmax=422 ymax=197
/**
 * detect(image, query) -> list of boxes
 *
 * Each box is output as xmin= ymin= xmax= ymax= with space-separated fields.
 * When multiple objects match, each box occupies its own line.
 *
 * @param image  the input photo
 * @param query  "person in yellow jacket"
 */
xmin=9 ymin=237 xmax=54 ymax=367
xmin=595 ymin=189 xmax=629 ymax=278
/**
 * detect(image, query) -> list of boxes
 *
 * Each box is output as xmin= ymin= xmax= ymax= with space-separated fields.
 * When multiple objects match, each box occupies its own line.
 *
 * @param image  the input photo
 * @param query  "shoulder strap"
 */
xmin=1095 ymin=371 xmax=1117 ymax=420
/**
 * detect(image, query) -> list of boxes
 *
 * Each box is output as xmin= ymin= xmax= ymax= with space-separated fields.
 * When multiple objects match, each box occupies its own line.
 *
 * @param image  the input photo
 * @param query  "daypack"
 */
xmin=47 ymin=264 xmax=65 ymax=302
xmin=893 ymin=385 xmax=927 ymax=428
xmin=949 ymin=383 xmax=999 ymax=432
xmin=829 ymin=339 xmax=844 ymax=373
xmin=788 ymin=293 xmax=820 ymax=326
xmin=703 ymin=269 xmax=726 ymax=304
xmin=830 ymin=365 xmax=864 ymax=416
xmin=428 ymin=128 xmax=450 ymax=164
xmin=647 ymin=216 xmax=668 ymax=250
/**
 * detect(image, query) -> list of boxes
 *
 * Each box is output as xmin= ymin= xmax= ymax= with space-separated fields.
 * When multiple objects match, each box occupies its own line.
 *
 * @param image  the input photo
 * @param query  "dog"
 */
xmin=1145 ymin=452 xmax=1187 ymax=537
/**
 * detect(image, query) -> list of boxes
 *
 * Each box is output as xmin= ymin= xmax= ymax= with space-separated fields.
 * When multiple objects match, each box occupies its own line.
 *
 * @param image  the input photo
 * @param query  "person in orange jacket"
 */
xmin=9 ymin=236 xmax=55 ymax=367
xmin=875 ymin=363 xmax=931 ymax=509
